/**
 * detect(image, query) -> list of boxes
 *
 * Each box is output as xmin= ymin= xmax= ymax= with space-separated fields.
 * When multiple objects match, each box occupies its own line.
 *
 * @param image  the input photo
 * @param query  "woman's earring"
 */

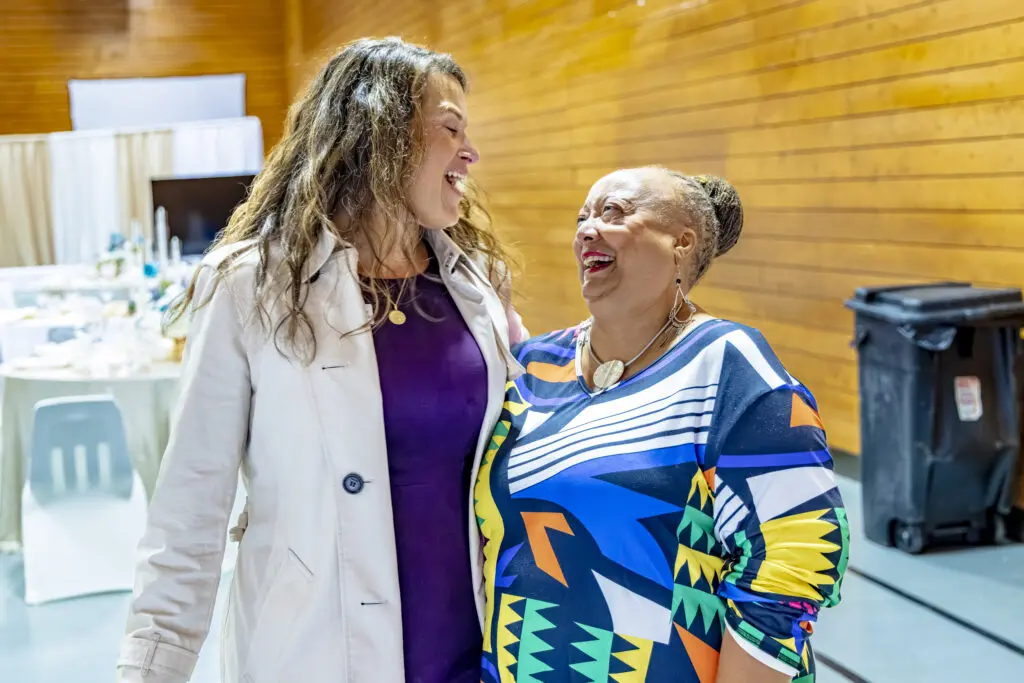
xmin=670 ymin=273 xmax=696 ymax=328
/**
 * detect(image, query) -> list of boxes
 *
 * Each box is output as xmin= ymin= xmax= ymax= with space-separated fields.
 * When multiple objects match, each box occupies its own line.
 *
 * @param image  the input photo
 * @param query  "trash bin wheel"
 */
xmin=979 ymin=509 xmax=1004 ymax=545
xmin=1007 ymin=508 xmax=1024 ymax=543
xmin=893 ymin=521 xmax=926 ymax=554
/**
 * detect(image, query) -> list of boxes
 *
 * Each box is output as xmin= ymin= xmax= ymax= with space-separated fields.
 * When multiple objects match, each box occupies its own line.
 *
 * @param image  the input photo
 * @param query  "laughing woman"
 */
xmin=118 ymin=38 xmax=527 ymax=683
xmin=475 ymin=167 xmax=849 ymax=682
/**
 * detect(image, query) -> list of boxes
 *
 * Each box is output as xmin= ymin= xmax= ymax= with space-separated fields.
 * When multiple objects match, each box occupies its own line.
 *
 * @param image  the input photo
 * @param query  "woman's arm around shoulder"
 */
xmin=117 ymin=262 xmax=254 ymax=683
xmin=481 ymin=255 xmax=529 ymax=345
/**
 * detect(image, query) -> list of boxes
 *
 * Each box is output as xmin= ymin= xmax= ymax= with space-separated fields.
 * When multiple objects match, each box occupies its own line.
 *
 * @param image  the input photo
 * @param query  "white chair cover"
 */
xmin=21 ymin=395 xmax=147 ymax=604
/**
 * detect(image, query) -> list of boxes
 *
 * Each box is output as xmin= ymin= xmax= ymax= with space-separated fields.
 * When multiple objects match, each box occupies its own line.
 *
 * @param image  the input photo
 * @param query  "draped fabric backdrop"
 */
xmin=115 ymin=130 xmax=174 ymax=243
xmin=0 ymin=117 xmax=265 ymax=266
xmin=0 ymin=137 xmax=54 ymax=268
xmin=48 ymin=131 xmax=120 ymax=266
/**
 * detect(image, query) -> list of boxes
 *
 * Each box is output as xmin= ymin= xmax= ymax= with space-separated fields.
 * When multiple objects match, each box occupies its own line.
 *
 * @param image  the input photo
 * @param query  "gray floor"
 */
xmin=2 ymin=476 xmax=1023 ymax=682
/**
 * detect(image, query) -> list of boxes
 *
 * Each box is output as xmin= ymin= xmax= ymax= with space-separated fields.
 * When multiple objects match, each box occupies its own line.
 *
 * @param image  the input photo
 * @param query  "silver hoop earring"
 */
xmin=670 ymin=276 xmax=696 ymax=328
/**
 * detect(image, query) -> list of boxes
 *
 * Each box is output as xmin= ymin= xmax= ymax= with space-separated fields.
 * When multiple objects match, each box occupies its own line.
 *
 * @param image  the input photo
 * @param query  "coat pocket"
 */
xmin=241 ymin=548 xmax=314 ymax=683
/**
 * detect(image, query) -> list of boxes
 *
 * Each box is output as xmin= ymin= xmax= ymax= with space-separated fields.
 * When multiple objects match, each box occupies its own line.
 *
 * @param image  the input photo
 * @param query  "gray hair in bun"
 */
xmin=656 ymin=168 xmax=744 ymax=285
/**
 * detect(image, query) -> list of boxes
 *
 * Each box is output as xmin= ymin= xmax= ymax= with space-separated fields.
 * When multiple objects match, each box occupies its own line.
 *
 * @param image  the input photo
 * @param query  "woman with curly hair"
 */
xmin=118 ymin=37 xmax=527 ymax=683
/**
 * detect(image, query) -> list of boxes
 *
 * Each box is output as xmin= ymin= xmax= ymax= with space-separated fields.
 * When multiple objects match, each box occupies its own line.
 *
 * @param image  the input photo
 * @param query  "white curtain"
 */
xmin=48 ymin=131 xmax=120 ymax=266
xmin=171 ymin=117 xmax=264 ymax=176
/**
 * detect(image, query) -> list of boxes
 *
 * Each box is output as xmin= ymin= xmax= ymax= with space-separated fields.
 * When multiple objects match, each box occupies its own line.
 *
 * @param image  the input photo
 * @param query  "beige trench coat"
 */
xmin=117 ymin=228 xmax=527 ymax=683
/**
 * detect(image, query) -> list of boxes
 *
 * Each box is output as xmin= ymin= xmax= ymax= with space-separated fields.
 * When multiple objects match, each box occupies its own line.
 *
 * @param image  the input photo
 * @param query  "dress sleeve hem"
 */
xmin=726 ymin=623 xmax=800 ymax=678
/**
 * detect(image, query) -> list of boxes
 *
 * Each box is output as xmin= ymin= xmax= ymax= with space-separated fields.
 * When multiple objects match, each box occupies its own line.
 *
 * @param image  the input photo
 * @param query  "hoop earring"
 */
xmin=669 ymin=274 xmax=696 ymax=328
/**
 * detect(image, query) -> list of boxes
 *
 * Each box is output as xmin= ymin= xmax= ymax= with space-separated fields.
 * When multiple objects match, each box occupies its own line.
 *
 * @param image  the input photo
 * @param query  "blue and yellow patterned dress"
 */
xmin=475 ymin=318 xmax=850 ymax=683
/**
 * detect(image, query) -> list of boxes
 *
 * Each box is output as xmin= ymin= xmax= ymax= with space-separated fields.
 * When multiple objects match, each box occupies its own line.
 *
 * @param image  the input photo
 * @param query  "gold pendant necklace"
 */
xmin=387 ymin=279 xmax=409 ymax=325
xmin=377 ymin=248 xmax=426 ymax=326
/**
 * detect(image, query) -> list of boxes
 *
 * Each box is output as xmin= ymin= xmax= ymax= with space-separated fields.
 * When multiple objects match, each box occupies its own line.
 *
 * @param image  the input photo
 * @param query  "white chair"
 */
xmin=21 ymin=395 xmax=148 ymax=605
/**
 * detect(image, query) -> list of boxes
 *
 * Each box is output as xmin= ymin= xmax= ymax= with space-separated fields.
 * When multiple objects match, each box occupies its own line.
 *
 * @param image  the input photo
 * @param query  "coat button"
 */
xmin=342 ymin=473 xmax=364 ymax=494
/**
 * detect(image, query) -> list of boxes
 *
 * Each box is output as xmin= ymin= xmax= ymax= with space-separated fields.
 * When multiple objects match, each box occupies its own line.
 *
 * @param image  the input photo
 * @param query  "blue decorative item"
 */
xmin=143 ymin=262 xmax=159 ymax=278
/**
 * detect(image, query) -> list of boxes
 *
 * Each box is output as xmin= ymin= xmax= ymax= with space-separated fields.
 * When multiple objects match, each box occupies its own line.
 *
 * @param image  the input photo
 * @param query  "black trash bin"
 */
xmin=845 ymin=282 xmax=1024 ymax=554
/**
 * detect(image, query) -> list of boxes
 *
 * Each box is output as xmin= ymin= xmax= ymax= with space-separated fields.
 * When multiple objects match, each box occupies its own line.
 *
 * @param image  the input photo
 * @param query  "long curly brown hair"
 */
xmin=169 ymin=37 xmax=516 ymax=362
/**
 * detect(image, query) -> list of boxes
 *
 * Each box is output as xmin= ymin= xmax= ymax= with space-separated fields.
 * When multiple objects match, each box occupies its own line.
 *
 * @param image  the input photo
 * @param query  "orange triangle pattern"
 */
xmin=790 ymin=393 xmax=824 ymax=430
xmin=522 ymin=511 xmax=575 ymax=586
xmin=702 ymin=467 xmax=716 ymax=492
xmin=675 ymin=623 xmax=720 ymax=683
xmin=526 ymin=360 xmax=577 ymax=384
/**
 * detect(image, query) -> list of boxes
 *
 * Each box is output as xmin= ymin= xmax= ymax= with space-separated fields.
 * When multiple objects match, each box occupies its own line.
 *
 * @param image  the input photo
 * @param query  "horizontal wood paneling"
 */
xmin=0 ymin=1 xmax=288 ymax=147
xmin=290 ymin=0 xmax=1024 ymax=453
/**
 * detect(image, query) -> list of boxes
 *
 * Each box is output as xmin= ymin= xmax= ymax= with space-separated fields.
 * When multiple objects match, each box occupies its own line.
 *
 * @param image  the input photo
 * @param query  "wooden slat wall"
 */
xmin=287 ymin=0 xmax=1024 ymax=454
xmin=0 ymin=0 xmax=288 ymax=147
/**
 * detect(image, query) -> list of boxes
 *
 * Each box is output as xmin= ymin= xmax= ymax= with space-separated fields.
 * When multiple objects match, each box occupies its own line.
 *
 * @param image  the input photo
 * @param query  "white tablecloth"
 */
xmin=12 ymin=278 xmax=134 ymax=308
xmin=0 ymin=311 xmax=84 ymax=363
xmin=0 ymin=362 xmax=180 ymax=547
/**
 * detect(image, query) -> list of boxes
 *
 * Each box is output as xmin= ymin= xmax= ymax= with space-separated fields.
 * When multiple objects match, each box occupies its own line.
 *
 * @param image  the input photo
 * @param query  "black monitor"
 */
xmin=151 ymin=173 xmax=256 ymax=256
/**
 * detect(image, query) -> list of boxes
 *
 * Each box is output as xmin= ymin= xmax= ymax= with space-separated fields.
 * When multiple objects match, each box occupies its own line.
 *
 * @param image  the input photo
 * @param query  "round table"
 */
xmin=0 ymin=310 xmax=85 ymax=363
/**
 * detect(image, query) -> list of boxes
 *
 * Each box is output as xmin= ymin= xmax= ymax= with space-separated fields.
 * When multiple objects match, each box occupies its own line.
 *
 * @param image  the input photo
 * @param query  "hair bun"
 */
xmin=694 ymin=175 xmax=743 ymax=257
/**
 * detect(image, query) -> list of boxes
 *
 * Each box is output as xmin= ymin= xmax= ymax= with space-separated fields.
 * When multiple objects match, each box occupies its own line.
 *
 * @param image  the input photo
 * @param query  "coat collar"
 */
xmin=302 ymin=228 xmax=470 ymax=283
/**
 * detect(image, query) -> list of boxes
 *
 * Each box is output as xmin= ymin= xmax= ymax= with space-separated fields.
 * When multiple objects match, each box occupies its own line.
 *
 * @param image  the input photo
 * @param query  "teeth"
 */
xmin=445 ymin=171 xmax=467 ymax=193
xmin=583 ymin=255 xmax=614 ymax=268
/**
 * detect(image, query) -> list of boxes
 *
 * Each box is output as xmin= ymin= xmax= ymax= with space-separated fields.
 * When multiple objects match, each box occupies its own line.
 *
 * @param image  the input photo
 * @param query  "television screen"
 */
xmin=150 ymin=173 xmax=255 ymax=256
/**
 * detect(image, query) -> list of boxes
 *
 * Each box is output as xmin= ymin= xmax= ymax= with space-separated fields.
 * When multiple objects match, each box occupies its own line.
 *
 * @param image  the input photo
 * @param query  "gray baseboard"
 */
xmin=832 ymin=449 xmax=861 ymax=481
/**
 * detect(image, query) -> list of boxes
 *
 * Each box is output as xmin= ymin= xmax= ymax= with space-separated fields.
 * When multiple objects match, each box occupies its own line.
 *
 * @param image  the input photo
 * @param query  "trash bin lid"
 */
xmin=845 ymin=282 xmax=1024 ymax=325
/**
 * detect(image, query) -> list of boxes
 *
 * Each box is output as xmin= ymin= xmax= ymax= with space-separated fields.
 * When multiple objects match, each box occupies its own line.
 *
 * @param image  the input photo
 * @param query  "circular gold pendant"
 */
xmin=388 ymin=309 xmax=407 ymax=325
xmin=593 ymin=359 xmax=625 ymax=389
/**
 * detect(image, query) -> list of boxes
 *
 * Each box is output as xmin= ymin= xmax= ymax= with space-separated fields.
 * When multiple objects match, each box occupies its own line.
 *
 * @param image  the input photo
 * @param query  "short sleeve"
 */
xmin=709 ymin=386 xmax=850 ymax=675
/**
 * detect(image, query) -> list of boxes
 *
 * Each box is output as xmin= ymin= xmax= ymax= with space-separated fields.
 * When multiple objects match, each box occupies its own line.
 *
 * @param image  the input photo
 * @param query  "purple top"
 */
xmin=370 ymin=251 xmax=487 ymax=683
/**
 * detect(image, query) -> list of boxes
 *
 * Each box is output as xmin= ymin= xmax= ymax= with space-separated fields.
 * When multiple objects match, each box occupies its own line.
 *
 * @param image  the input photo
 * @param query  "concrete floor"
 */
xmin=2 ymin=476 xmax=1023 ymax=682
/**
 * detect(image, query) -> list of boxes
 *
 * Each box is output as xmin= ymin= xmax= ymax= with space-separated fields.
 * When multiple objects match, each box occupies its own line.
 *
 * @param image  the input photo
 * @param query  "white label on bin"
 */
xmin=954 ymin=376 xmax=983 ymax=422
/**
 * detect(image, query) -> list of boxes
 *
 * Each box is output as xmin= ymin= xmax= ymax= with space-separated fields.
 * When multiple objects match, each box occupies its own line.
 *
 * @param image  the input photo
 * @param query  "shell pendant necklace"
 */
xmin=585 ymin=298 xmax=696 ymax=390
xmin=585 ymin=319 xmax=672 ymax=389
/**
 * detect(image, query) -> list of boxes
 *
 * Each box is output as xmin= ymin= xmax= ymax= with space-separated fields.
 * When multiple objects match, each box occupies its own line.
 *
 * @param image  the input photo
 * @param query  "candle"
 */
xmin=155 ymin=206 xmax=169 ymax=272
xmin=170 ymin=236 xmax=182 ymax=266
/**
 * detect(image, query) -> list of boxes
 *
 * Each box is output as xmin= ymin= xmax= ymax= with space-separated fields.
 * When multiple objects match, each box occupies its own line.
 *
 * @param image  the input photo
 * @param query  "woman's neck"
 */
xmin=588 ymin=299 xmax=674 ymax=368
xmin=336 ymin=209 xmax=427 ymax=278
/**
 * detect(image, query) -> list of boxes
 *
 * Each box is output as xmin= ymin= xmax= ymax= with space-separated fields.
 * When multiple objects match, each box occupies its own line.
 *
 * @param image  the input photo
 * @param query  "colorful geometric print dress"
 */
xmin=474 ymin=318 xmax=850 ymax=683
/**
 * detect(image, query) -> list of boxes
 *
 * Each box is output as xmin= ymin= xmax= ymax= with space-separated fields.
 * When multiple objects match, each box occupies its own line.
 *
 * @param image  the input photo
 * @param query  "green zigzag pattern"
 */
xmin=672 ymin=583 xmax=726 ymax=634
xmin=825 ymin=508 xmax=851 ymax=608
xmin=676 ymin=505 xmax=715 ymax=555
xmin=570 ymin=623 xmax=614 ymax=683
xmin=517 ymin=599 xmax=557 ymax=682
